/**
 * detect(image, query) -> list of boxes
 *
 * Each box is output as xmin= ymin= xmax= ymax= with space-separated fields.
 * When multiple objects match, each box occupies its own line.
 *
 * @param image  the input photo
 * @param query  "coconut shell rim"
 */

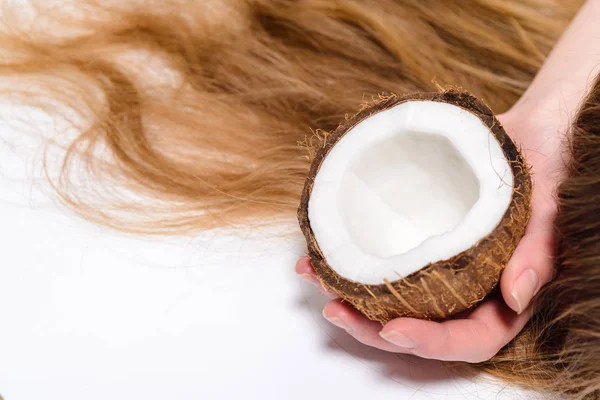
xmin=297 ymin=89 xmax=532 ymax=321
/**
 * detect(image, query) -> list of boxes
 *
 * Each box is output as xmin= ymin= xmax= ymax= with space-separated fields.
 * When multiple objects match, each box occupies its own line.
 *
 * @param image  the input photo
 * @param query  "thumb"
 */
xmin=500 ymin=231 xmax=556 ymax=314
xmin=495 ymin=111 xmax=564 ymax=315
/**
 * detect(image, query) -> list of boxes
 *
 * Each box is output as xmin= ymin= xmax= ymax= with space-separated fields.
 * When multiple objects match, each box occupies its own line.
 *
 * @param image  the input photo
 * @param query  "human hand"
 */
xmin=295 ymin=106 xmax=564 ymax=362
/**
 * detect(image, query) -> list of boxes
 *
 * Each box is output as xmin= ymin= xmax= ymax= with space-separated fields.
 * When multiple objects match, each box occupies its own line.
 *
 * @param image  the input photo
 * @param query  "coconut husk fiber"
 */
xmin=298 ymin=89 xmax=532 ymax=323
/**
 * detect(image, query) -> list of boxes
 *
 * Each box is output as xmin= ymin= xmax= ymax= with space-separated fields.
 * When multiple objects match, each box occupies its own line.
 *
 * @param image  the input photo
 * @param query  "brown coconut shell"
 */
xmin=298 ymin=89 xmax=532 ymax=324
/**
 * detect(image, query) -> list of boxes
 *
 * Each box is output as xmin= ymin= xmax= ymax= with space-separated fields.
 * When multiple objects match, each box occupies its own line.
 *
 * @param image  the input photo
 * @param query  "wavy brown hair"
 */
xmin=0 ymin=0 xmax=579 ymax=232
xmin=2 ymin=0 xmax=598 ymax=398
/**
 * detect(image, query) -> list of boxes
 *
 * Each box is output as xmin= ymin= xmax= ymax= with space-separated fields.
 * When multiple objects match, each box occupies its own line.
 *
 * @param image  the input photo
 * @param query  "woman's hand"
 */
xmin=295 ymin=0 xmax=600 ymax=363
xmin=295 ymin=106 xmax=564 ymax=362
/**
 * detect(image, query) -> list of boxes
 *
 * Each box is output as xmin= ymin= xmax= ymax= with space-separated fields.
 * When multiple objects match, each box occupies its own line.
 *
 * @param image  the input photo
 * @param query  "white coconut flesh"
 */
xmin=308 ymin=101 xmax=514 ymax=284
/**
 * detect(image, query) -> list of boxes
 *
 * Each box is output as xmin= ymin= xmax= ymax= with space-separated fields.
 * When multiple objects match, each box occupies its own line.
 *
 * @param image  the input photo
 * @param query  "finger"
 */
xmin=295 ymin=257 xmax=337 ymax=298
xmin=501 ymin=232 xmax=555 ymax=314
xmin=323 ymin=299 xmax=410 ymax=353
xmin=295 ymin=256 xmax=315 ymax=276
xmin=380 ymin=298 xmax=532 ymax=362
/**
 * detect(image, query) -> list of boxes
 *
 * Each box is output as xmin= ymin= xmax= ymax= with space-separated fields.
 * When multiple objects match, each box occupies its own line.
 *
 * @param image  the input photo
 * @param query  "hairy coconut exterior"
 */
xmin=298 ymin=89 xmax=532 ymax=324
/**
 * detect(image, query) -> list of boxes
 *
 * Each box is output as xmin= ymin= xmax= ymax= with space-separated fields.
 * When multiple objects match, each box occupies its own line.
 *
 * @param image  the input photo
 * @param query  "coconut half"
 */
xmin=298 ymin=90 xmax=532 ymax=323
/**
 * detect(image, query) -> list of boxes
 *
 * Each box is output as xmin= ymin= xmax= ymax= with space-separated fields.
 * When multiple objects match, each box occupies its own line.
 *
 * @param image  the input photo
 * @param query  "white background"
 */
xmin=0 ymin=104 xmax=543 ymax=399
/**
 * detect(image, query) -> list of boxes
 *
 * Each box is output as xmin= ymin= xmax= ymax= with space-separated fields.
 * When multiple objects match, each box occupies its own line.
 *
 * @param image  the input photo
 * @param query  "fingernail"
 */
xmin=511 ymin=269 xmax=540 ymax=314
xmin=322 ymin=309 xmax=352 ymax=332
xmin=379 ymin=331 xmax=417 ymax=349
xmin=299 ymin=273 xmax=319 ymax=285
